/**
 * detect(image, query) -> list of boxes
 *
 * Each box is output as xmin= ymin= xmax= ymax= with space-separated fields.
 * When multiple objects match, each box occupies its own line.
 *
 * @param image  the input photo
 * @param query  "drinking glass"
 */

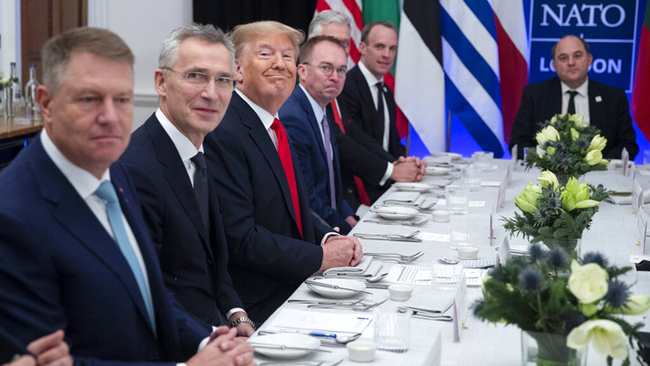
xmin=445 ymin=185 xmax=469 ymax=214
xmin=373 ymin=308 xmax=410 ymax=353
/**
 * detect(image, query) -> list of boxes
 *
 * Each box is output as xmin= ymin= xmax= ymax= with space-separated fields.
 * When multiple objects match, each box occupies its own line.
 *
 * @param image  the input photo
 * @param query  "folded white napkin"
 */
xmin=383 ymin=191 xmax=420 ymax=204
xmin=605 ymin=193 xmax=650 ymax=205
xmin=323 ymin=256 xmax=382 ymax=278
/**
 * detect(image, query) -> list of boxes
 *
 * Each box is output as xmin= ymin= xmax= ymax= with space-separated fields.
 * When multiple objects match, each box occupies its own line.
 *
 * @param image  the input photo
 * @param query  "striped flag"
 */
xmin=440 ymin=0 xmax=506 ymax=157
xmin=394 ymin=0 xmax=446 ymax=153
xmin=491 ymin=0 xmax=528 ymax=144
xmin=632 ymin=0 xmax=650 ymax=138
xmin=315 ymin=0 xmax=364 ymax=65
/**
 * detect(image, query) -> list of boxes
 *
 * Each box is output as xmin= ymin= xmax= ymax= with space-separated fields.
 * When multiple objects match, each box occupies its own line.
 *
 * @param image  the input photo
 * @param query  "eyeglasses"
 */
xmin=161 ymin=67 xmax=236 ymax=91
xmin=302 ymin=63 xmax=347 ymax=78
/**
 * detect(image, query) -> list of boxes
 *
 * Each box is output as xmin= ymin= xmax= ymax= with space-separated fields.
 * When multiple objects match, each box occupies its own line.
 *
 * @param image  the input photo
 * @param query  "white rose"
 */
xmin=567 ymin=319 xmax=628 ymax=360
xmin=568 ymin=260 xmax=608 ymax=304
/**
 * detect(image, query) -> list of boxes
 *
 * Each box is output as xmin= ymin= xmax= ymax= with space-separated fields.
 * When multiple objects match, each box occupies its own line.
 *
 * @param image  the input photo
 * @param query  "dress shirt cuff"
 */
xmin=379 ymin=162 xmax=393 ymax=186
xmin=226 ymin=308 xmax=246 ymax=320
xmin=321 ymin=232 xmax=340 ymax=245
xmin=177 ymin=364 xmax=187 ymax=366
xmin=198 ymin=336 xmax=210 ymax=351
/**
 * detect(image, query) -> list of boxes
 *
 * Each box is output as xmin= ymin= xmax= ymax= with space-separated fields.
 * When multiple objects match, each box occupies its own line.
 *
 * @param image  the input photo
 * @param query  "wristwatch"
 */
xmin=231 ymin=316 xmax=256 ymax=329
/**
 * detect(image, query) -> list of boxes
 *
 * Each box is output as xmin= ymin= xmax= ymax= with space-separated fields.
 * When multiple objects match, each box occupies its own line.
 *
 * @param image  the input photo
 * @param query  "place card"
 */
xmin=386 ymin=264 xmax=433 ymax=284
xmin=511 ymin=144 xmax=518 ymax=163
xmin=489 ymin=213 xmax=495 ymax=246
xmin=468 ymin=201 xmax=486 ymax=207
xmin=481 ymin=181 xmax=501 ymax=187
xmin=632 ymin=180 xmax=643 ymax=214
xmin=640 ymin=207 xmax=649 ymax=254
xmin=453 ymin=271 xmax=468 ymax=342
xmin=498 ymin=236 xmax=512 ymax=266
xmin=417 ymin=232 xmax=450 ymax=242
xmin=506 ymin=162 xmax=513 ymax=184
xmin=496 ymin=177 xmax=507 ymax=212
xmin=622 ymin=148 xmax=629 ymax=176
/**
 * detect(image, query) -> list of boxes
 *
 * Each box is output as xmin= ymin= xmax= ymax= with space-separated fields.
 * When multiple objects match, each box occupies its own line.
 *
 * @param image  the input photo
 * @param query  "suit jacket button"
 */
xmin=208 ymin=259 xmax=214 ymax=265
xmin=347 ymin=188 xmax=353 ymax=193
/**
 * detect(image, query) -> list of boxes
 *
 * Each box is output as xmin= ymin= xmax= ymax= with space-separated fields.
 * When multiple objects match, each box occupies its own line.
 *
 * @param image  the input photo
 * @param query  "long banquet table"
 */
xmin=250 ymin=157 xmax=650 ymax=366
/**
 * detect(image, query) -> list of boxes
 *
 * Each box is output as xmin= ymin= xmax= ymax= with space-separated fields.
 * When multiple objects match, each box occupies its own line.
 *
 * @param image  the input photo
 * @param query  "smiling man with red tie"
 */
xmin=204 ymin=21 xmax=363 ymax=323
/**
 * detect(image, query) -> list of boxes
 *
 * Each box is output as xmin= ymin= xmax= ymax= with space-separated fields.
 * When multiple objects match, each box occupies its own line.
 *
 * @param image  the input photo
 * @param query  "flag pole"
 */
xmin=445 ymin=110 xmax=452 ymax=152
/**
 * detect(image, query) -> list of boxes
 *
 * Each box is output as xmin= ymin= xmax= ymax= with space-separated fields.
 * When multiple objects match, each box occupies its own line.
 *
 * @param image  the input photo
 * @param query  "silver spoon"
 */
xmin=366 ymin=272 xmax=388 ymax=283
xmin=403 ymin=230 xmax=420 ymax=238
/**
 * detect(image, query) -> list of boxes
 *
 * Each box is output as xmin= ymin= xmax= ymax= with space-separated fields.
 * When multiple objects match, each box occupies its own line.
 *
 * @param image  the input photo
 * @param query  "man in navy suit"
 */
xmin=0 ymin=27 xmax=254 ymax=365
xmin=121 ymin=24 xmax=255 ymax=335
xmin=510 ymin=35 xmax=638 ymax=159
xmin=279 ymin=36 xmax=358 ymax=233
xmin=204 ymin=21 xmax=363 ymax=323
xmin=338 ymin=20 xmax=425 ymax=205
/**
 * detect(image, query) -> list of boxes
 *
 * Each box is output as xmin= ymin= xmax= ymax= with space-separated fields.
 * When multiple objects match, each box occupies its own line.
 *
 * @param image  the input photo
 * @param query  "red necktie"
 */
xmin=330 ymin=101 xmax=372 ymax=206
xmin=271 ymin=118 xmax=303 ymax=238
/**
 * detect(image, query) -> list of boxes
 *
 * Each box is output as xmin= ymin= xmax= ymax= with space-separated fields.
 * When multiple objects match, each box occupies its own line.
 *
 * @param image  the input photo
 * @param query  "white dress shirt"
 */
xmin=155 ymin=109 xmax=245 ymax=320
xmin=561 ymin=79 xmax=590 ymax=124
xmin=40 ymin=129 xmax=153 ymax=301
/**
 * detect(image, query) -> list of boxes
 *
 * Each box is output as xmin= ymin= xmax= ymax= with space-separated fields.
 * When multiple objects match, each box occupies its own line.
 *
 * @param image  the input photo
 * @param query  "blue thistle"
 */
xmin=582 ymin=252 xmax=609 ymax=268
xmin=547 ymin=249 xmax=567 ymax=269
xmin=577 ymin=139 xmax=590 ymax=150
xmin=528 ymin=243 xmax=544 ymax=262
xmin=518 ymin=268 xmax=542 ymax=291
xmin=550 ymin=154 xmax=564 ymax=165
xmin=603 ymin=281 xmax=630 ymax=308
xmin=563 ymin=311 xmax=587 ymax=333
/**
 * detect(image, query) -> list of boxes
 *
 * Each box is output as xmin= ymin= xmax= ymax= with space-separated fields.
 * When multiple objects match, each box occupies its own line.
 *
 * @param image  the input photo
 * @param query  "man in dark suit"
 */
xmin=510 ymin=35 xmax=638 ymax=159
xmin=279 ymin=36 xmax=358 ymax=234
xmin=121 ymin=25 xmax=255 ymax=335
xmin=0 ymin=27 xmax=254 ymax=366
xmin=204 ymin=21 xmax=363 ymax=323
xmin=311 ymin=13 xmax=425 ymax=209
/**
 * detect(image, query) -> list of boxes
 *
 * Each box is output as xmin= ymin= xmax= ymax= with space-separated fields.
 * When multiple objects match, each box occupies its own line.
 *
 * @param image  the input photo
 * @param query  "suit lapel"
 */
xmin=295 ymin=87 xmax=327 ymax=160
xmin=550 ymin=77 xmax=563 ymax=117
xmin=587 ymin=81 xmax=604 ymax=131
xmin=144 ymin=117 xmax=213 ymax=257
xmin=31 ymin=145 xmax=155 ymax=335
xmin=232 ymin=93 xmax=300 ymax=228
xmin=353 ymin=66 xmax=383 ymax=140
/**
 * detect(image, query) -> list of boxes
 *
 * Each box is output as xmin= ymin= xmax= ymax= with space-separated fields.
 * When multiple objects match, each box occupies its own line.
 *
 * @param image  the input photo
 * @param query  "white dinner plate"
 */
xmin=431 ymin=152 xmax=462 ymax=161
xmin=251 ymin=333 xmax=321 ymax=359
xmin=306 ymin=278 xmax=367 ymax=299
xmin=393 ymin=182 xmax=433 ymax=193
xmin=373 ymin=206 xmax=419 ymax=220
xmin=426 ymin=166 xmax=450 ymax=176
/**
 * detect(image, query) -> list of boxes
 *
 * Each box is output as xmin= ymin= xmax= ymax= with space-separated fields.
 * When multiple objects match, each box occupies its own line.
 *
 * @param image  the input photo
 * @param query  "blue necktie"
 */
xmin=95 ymin=181 xmax=156 ymax=332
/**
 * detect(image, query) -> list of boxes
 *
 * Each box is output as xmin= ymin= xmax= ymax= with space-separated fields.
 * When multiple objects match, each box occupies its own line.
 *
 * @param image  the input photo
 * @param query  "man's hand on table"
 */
xmin=391 ymin=157 xmax=425 ymax=182
xmin=320 ymin=235 xmax=363 ymax=270
xmin=25 ymin=329 xmax=72 ymax=366
xmin=189 ymin=327 xmax=255 ymax=366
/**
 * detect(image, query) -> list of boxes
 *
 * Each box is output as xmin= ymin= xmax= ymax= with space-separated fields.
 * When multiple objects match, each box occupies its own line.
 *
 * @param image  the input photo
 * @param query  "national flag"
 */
xmin=491 ymin=0 xmax=528 ymax=144
xmin=440 ymin=0 xmax=507 ymax=157
xmin=315 ymin=0 xmax=364 ymax=66
xmin=394 ymin=0 xmax=446 ymax=153
xmin=632 ymin=0 xmax=650 ymax=139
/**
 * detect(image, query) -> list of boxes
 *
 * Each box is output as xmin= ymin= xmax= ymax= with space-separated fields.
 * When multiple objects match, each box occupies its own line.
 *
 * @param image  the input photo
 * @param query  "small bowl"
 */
xmin=457 ymin=246 xmax=479 ymax=260
xmin=431 ymin=210 xmax=450 ymax=223
xmin=347 ymin=341 xmax=377 ymax=362
xmin=388 ymin=284 xmax=414 ymax=302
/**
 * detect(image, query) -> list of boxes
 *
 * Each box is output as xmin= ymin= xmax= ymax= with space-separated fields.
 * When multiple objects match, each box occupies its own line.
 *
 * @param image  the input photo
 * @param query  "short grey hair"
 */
xmin=41 ymin=27 xmax=134 ymax=91
xmin=308 ymin=10 xmax=352 ymax=38
xmin=159 ymin=23 xmax=234 ymax=70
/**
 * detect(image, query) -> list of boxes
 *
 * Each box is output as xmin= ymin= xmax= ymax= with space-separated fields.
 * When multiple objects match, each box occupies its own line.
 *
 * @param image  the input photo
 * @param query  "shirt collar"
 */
xmin=299 ymin=84 xmax=326 ymax=124
xmin=561 ymin=78 xmax=589 ymax=97
xmin=155 ymin=109 xmax=203 ymax=162
xmin=40 ymin=129 xmax=110 ymax=199
xmin=236 ymin=88 xmax=278 ymax=130
xmin=358 ymin=61 xmax=383 ymax=89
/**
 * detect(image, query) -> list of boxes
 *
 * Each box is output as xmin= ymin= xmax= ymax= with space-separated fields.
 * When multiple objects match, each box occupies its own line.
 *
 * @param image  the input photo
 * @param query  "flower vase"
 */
xmin=541 ymin=238 xmax=581 ymax=256
xmin=522 ymin=331 xmax=587 ymax=366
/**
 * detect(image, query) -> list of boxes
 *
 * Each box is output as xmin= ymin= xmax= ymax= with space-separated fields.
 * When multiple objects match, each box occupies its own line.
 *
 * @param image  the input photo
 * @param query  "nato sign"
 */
xmin=528 ymin=0 xmax=641 ymax=93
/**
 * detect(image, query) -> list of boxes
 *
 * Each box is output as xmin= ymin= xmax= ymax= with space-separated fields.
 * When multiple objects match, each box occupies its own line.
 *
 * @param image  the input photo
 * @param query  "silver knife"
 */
xmin=248 ymin=343 xmax=332 ymax=353
xmin=305 ymin=280 xmax=372 ymax=294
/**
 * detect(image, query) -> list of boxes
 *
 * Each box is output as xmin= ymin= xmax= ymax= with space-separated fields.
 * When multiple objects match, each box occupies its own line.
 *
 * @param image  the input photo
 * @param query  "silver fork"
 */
xmin=366 ymin=251 xmax=423 ymax=260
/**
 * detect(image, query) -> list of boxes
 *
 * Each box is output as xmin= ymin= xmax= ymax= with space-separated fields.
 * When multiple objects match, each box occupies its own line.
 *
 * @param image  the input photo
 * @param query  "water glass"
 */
xmin=463 ymin=165 xmax=482 ymax=191
xmin=445 ymin=185 xmax=469 ymax=214
xmin=449 ymin=220 xmax=472 ymax=249
xmin=373 ymin=308 xmax=410 ymax=353
xmin=473 ymin=151 xmax=493 ymax=169
xmin=431 ymin=262 xmax=462 ymax=291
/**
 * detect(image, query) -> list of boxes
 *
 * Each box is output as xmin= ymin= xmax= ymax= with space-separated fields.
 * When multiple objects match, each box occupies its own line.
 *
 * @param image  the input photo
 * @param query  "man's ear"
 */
xmin=154 ymin=69 xmax=167 ymax=97
xmin=234 ymin=59 xmax=244 ymax=84
xmin=36 ymin=85 xmax=54 ymax=126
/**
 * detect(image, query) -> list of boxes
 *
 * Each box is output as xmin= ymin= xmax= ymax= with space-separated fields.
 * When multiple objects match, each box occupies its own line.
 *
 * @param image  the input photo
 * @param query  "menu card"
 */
xmin=632 ymin=180 xmax=644 ymax=214
xmin=453 ymin=272 xmax=468 ymax=343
